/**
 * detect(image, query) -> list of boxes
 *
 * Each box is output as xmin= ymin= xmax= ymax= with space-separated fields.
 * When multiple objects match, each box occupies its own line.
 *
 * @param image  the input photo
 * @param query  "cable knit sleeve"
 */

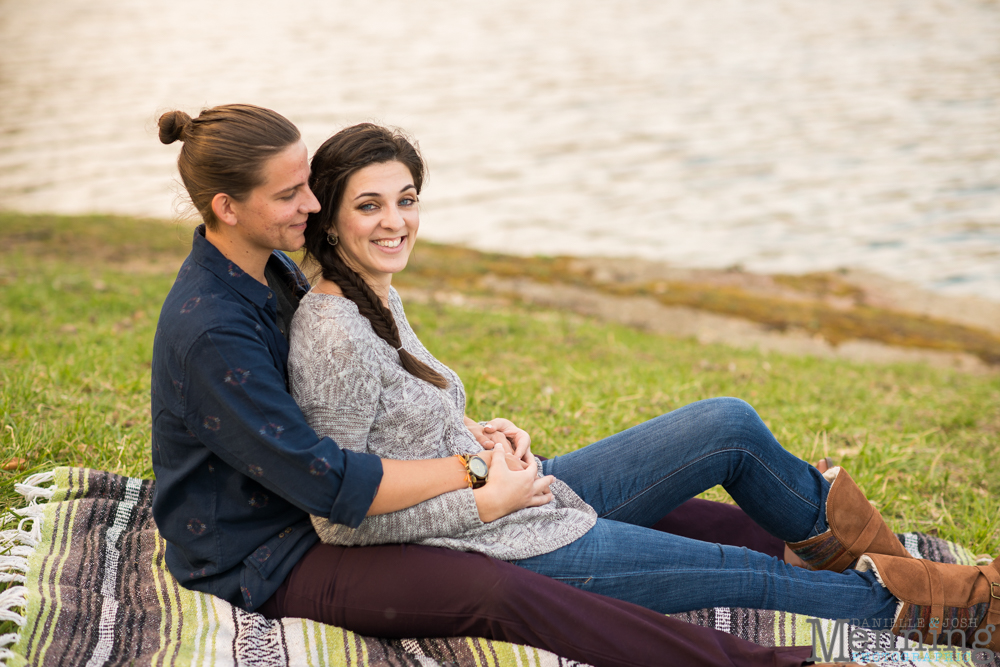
xmin=288 ymin=294 xmax=484 ymax=546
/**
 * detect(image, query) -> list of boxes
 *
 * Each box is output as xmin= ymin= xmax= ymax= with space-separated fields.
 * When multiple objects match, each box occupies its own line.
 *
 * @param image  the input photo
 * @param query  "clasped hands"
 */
xmin=463 ymin=416 xmax=555 ymax=522
xmin=464 ymin=416 xmax=532 ymax=465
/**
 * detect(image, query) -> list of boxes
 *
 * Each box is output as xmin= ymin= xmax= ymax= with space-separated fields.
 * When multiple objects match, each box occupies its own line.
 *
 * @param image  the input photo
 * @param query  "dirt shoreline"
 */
xmin=563 ymin=257 xmax=1000 ymax=337
xmin=4 ymin=212 xmax=998 ymax=373
xmin=397 ymin=251 xmax=1000 ymax=374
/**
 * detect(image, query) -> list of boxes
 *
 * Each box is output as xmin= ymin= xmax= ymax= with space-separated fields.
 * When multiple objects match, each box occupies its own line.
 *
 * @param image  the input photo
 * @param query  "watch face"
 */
xmin=468 ymin=456 xmax=488 ymax=478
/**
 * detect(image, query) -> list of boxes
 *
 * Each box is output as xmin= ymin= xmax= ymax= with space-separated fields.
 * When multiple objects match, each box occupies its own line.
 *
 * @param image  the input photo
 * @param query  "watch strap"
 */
xmin=455 ymin=453 xmax=488 ymax=489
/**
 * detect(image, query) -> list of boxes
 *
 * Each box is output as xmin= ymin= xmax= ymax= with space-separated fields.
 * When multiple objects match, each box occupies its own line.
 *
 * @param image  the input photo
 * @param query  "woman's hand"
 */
xmin=466 ymin=417 xmax=532 ymax=463
xmin=483 ymin=418 xmax=531 ymax=460
xmin=464 ymin=416 xmax=498 ymax=447
xmin=464 ymin=417 xmax=528 ymax=469
xmin=473 ymin=450 xmax=553 ymax=523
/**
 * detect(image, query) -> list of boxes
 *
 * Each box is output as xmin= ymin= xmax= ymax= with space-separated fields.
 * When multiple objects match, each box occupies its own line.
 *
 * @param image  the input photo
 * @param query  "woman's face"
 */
xmin=229 ymin=140 xmax=320 ymax=254
xmin=332 ymin=160 xmax=419 ymax=291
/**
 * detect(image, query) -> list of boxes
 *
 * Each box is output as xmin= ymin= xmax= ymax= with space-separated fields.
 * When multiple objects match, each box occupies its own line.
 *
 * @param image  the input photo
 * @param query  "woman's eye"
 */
xmin=359 ymin=203 xmax=377 ymax=212
xmin=400 ymin=197 xmax=417 ymax=206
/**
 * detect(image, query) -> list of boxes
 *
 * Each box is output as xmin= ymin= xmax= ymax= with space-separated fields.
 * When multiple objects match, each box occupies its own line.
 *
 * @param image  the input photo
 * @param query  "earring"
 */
xmin=326 ymin=233 xmax=339 ymax=247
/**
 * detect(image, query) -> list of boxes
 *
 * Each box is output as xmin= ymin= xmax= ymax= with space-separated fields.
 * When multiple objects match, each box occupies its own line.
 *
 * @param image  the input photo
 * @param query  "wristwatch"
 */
xmin=457 ymin=454 xmax=489 ymax=489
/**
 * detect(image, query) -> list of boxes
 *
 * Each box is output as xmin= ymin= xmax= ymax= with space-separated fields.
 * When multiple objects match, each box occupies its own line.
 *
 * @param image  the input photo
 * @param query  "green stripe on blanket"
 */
xmin=0 ymin=468 xmax=587 ymax=667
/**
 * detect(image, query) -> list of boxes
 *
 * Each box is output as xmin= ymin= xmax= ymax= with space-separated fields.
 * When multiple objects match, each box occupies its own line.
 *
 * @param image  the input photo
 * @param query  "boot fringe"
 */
xmin=819 ymin=465 xmax=839 ymax=521
xmin=856 ymin=554 xmax=879 ymax=579
xmin=856 ymin=555 xmax=908 ymax=631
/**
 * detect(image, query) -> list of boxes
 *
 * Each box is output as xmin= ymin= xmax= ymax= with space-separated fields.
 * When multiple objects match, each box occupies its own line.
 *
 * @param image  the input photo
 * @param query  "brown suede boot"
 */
xmin=857 ymin=553 xmax=1000 ymax=652
xmin=786 ymin=467 xmax=912 ymax=571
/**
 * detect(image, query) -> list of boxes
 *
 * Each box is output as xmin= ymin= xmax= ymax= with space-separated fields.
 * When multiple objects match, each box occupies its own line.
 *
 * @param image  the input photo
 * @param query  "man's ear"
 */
xmin=211 ymin=193 xmax=239 ymax=228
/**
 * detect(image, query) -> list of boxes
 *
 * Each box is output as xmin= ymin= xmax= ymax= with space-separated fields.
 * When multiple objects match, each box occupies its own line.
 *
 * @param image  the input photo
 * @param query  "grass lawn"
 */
xmin=2 ymin=211 xmax=998 ymax=566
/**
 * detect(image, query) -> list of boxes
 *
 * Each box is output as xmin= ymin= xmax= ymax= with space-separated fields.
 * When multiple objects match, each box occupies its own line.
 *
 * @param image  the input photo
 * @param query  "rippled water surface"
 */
xmin=2 ymin=0 xmax=999 ymax=301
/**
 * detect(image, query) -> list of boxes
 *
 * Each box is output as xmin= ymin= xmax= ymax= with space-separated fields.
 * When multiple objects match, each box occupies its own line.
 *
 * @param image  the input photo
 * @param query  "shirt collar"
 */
xmin=189 ymin=225 xmax=275 ymax=309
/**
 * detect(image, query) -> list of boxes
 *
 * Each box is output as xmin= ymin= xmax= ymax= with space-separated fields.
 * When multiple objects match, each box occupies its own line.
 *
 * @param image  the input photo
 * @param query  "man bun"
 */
xmin=158 ymin=110 xmax=193 ymax=144
xmin=157 ymin=104 xmax=300 ymax=228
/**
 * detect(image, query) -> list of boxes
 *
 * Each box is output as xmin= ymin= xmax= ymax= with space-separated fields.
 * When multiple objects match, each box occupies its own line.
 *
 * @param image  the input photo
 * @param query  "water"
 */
xmin=2 ymin=0 xmax=999 ymax=302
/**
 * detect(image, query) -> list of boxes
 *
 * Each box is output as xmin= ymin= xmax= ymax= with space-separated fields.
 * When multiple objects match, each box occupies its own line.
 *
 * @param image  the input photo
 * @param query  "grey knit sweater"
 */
xmin=288 ymin=288 xmax=596 ymax=561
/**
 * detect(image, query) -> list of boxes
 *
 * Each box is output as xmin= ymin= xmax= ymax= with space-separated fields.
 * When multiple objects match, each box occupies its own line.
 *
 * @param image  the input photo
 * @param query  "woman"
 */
xmin=289 ymin=122 xmax=1000 ymax=653
xmin=152 ymin=103 xmax=816 ymax=667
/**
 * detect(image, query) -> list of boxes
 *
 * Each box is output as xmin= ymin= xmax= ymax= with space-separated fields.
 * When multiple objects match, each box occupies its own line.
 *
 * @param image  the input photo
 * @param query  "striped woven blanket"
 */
xmin=0 ymin=468 xmax=585 ymax=667
xmin=1 ymin=467 xmax=996 ymax=666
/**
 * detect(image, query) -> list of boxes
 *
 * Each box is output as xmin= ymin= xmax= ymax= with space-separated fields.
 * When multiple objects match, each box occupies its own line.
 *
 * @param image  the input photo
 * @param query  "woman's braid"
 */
xmin=318 ymin=241 xmax=448 ymax=389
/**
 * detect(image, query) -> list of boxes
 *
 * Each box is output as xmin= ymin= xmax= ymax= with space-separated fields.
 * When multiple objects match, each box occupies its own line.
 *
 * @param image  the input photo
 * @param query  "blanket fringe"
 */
xmin=0 ymin=635 xmax=20 ymax=664
xmin=14 ymin=471 xmax=56 ymax=506
xmin=0 ymin=556 xmax=27 ymax=585
xmin=0 ymin=629 xmax=20 ymax=663
xmin=0 ymin=587 xmax=26 ymax=626
xmin=0 ymin=470 xmax=57 ymax=665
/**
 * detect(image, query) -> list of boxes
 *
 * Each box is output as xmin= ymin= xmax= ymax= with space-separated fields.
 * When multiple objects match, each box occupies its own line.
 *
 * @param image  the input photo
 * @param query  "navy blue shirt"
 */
xmin=151 ymin=227 xmax=383 ymax=611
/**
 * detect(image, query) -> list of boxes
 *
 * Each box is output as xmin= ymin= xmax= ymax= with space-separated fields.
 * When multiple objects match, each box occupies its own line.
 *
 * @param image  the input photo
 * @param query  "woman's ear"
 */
xmin=211 ymin=193 xmax=239 ymax=228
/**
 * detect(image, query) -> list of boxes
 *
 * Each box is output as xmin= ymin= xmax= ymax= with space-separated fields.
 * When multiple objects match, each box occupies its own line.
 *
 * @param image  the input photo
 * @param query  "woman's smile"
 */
xmin=372 ymin=236 xmax=406 ymax=250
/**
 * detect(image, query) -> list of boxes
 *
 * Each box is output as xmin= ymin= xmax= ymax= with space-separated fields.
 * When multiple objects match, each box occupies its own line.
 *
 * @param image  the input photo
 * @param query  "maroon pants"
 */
xmin=258 ymin=500 xmax=812 ymax=667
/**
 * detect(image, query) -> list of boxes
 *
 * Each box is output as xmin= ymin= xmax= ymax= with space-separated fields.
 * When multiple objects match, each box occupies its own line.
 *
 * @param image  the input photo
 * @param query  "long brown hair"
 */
xmin=304 ymin=123 xmax=447 ymax=389
xmin=158 ymin=104 xmax=300 ymax=228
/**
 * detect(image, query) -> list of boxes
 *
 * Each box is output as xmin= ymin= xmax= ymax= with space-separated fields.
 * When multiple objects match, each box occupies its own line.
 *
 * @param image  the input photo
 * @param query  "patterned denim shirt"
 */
xmin=151 ymin=226 xmax=383 ymax=611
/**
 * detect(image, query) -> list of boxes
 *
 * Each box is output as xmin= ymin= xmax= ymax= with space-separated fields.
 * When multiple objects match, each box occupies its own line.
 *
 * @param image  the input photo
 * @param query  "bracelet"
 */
xmin=454 ymin=454 xmax=473 ymax=488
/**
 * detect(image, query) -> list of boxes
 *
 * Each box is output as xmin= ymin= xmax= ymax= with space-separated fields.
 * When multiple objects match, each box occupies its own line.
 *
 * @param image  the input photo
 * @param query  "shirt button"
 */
xmin=267 ymin=292 xmax=273 ymax=299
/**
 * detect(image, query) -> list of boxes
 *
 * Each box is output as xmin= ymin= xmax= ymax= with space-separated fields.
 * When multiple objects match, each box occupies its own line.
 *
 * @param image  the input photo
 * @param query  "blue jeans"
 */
xmin=514 ymin=397 xmax=898 ymax=626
